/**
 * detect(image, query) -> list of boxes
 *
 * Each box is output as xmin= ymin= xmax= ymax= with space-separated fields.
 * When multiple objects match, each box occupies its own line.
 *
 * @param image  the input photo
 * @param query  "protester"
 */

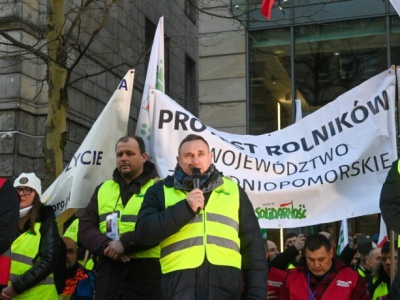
xmin=78 ymin=135 xmax=161 ymax=300
xmin=380 ymin=159 xmax=400 ymax=298
xmin=339 ymin=233 xmax=363 ymax=267
xmin=0 ymin=178 xmax=19 ymax=254
xmin=136 ymin=134 xmax=268 ymax=299
xmin=284 ymin=232 xmax=297 ymax=249
xmin=266 ymin=239 xmax=286 ymax=300
xmin=270 ymin=234 xmax=305 ymax=270
xmin=278 ymin=233 xmax=370 ymax=300
xmin=366 ymin=241 xmax=391 ymax=300
xmin=59 ymin=237 xmax=89 ymax=300
xmin=0 ymin=178 xmax=19 ymax=289
xmin=266 ymin=240 xmax=280 ymax=261
xmin=1 ymin=173 xmax=60 ymax=299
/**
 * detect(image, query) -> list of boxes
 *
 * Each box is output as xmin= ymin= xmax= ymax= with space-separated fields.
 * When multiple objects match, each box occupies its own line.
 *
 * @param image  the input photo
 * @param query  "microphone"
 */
xmin=192 ymin=168 xmax=201 ymax=190
xmin=192 ymin=168 xmax=201 ymax=214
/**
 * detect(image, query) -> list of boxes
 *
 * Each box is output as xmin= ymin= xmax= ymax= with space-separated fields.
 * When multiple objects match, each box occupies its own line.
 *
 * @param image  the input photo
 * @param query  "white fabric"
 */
xmin=135 ymin=16 xmax=164 ymax=159
xmin=142 ymin=68 xmax=397 ymax=228
xmin=19 ymin=205 xmax=33 ymax=218
xmin=42 ymin=70 xmax=135 ymax=217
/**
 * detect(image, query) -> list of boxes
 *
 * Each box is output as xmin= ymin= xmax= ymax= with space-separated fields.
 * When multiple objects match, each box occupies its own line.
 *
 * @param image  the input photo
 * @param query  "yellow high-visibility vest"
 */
xmin=160 ymin=178 xmax=241 ymax=274
xmin=10 ymin=222 xmax=58 ymax=300
xmin=97 ymin=179 xmax=159 ymax=258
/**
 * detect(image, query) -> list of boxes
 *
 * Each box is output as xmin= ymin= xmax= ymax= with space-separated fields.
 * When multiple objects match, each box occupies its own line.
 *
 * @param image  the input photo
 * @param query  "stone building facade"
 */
xmin=0 ymin=0 xmax=198 ymax=184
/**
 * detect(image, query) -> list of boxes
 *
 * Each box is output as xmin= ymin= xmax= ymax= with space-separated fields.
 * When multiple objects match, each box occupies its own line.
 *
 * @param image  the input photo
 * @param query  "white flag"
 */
xmin=295 ymin=99 xmax=302 ymax=122
xmin=146 ymin=67 xmax=397 ymax=228
xmin=377 ymin=215 xmax=388 ymax=248
xmin=42 ymin=69 xmax=135 ymax=221
xmin=337 ymin=219 xmax=349 ymax=255
xmin=390 ymin=0 xmax=400 ymax=16
xmin=135 ymin=16 xmax=165 ymax=159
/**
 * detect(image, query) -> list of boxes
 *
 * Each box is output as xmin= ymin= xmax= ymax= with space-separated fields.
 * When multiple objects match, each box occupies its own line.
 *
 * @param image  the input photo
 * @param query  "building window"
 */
xmin=248 ymin=16 xmax=388 ymax=134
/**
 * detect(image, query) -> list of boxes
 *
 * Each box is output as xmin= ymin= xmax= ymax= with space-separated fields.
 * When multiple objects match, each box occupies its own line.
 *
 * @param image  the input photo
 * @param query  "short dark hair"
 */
xmin=115 ymin=135 xmax=146 ymax=154
xmin=178 ymin=134 xmax=209 ymax=153
xmin=284 ymin=232 xmax=297 ymax=243
xmin=382 ymin=241 xmax=390 ymax=255
xmin=305 ymin=234 xmax=332 ymax=252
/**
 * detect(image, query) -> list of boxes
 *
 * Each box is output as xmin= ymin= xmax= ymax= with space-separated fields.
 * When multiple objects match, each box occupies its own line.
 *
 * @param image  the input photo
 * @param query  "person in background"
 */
xmin=266 ymin=240 xmax=286 ymax=300
xmin=79 ymin=135 xmax=161 ymax=300
xmin=0 ymin=178 xmax=19 ymax=289
xmin=340 ymin=233 xmax=363 ymax=267
xmin=266 ymin=240 xmax=280 ymax=262
xmin=284 ymin=232 xmax=297 ymax=249
xmin=278 ymin=233 xmax=370 ymax=300
xmin=0 ymin=178 xmax=19 ymax=254
xmin=380 ymin=159 xmax=400 ymax=298
xmin=270 ymin=234 xmax=306 ymax=270
xmin=366 ymin=241 xmax=391 ymax=300
xmin=136 ymin=134 xmax=267 ymax=299
xmin=59 ymin=237 xmax=89 ymax=300
xmin=1 ymin=173 xmax=60 ymax=299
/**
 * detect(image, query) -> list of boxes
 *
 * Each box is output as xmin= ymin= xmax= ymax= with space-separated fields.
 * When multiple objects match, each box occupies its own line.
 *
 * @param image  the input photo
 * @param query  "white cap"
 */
xmin=14 ymin=172 xmax=42 ymax=200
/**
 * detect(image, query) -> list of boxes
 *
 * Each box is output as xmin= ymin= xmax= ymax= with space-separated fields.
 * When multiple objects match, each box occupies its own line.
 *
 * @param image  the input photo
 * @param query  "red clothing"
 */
xmin=268 ymin=267 xmax=287 ymax=297
xmin=278 ymin=257 xmax=370 ymax=300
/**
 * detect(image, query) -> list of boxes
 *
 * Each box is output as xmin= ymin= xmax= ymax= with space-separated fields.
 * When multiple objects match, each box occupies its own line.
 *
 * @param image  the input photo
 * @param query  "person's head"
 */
xmin=14 ymin=172 xmax=43 ymax=233
xmin=319 ymin=231 xmax=337 ymax=254
xmin=14 ymin=172 xmax=42 ymax=209
xmin=177 ymin=134 xmax=212 ymax=175
xmin=304 ymin=234 xmax=333 ymax=277
xmin=381 ymin=241 xmax=397 ymax=276
xmin=284 ymin=232 xmax=297 ymax=249
xmin=63 ymin=237 xmax=78 ymax=269
xmin=351 ymin=251 xmax=361 ymax=269
xmin=365 ymin=247 xmax=381 ymax=273
xmin=115 ymin=135 xmax=147 ymax=183
xmin=266 ymin=240 xmax=280 ymax=261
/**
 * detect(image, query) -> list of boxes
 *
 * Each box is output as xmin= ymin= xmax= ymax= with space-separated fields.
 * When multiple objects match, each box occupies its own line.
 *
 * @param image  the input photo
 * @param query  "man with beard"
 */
xmin=79 ymin=135 xmax=160 ymax=300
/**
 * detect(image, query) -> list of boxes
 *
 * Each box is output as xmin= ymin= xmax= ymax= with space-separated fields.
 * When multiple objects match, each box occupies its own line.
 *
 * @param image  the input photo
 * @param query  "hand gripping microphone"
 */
xmin=192 ymin=168 xmax=201 ymax=190
xmin=192 ymin=168 xmax=201 ymax=214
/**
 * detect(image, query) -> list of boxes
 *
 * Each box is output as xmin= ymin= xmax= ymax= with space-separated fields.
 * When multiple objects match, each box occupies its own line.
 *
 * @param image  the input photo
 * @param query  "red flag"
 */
xmin=261 ymin=0 xmax=275 ymax=20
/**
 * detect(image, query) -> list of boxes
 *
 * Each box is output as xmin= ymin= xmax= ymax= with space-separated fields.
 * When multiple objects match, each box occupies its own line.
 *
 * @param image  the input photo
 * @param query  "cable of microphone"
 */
xmin=192 ymin=168 xmax=201 ymax=213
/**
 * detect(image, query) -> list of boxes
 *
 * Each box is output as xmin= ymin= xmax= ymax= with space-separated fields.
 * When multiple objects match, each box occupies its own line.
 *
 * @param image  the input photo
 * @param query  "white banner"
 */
xmin=42 ymin=69 xmax=135 ymax=218
xmin=135 ymin=16 xmax=164 ymax=159
xmin=390 ymin=0 xmax=400 ymax=16
xmin=144 ymin=68 xmax=397 ymax=228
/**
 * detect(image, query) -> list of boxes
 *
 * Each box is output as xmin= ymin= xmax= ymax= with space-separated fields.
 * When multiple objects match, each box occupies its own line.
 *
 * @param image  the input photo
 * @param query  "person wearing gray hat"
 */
xmin=0 ymin=173 xmax=61 ymax=299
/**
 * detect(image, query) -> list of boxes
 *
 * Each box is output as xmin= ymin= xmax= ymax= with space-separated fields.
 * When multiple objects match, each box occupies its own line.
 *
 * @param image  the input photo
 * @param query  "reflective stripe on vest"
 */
xmin=160 ymin=178 xmax=241 ymax=274
xmin=11 ymin=222 xmax=58 ymax=299
xmin=97 ymin=179 xmax=159 ymax=258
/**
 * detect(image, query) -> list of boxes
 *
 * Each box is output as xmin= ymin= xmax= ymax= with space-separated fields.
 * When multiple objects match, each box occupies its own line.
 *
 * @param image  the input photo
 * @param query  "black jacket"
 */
xmin=79 ymin=161 xmax=161 ymax=300
xmin=136 ymin=172 xmax=268 ymax=300
xmin=380 ymin=159 xmax=400 ymax=292
xmin=12 ymin=205 xmax=60 ymax=294
xmin=0 ymin=179 xmax=19 ymax=254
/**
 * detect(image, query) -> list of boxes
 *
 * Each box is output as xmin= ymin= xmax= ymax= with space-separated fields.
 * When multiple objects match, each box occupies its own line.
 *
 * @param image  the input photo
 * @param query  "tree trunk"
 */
xmin=44 ymin=0 xmax=68 ymax=188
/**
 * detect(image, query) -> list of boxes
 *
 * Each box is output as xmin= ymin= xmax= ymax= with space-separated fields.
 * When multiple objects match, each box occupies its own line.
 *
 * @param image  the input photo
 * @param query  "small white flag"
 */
xmin=390 ymin=0 xmax=400 ymax=17
xmin=377 ymin=215 xmax=388 ymax=248
xmin=135 ymin=16 xmax=165 ymax=159
xmin=337 ymin=219 xmax=349 ymax=255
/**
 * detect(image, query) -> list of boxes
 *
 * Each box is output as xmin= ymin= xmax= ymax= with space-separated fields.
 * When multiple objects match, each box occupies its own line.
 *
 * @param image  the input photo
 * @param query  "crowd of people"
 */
xmin=1 ymin=134 xmax=400 ymax=299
